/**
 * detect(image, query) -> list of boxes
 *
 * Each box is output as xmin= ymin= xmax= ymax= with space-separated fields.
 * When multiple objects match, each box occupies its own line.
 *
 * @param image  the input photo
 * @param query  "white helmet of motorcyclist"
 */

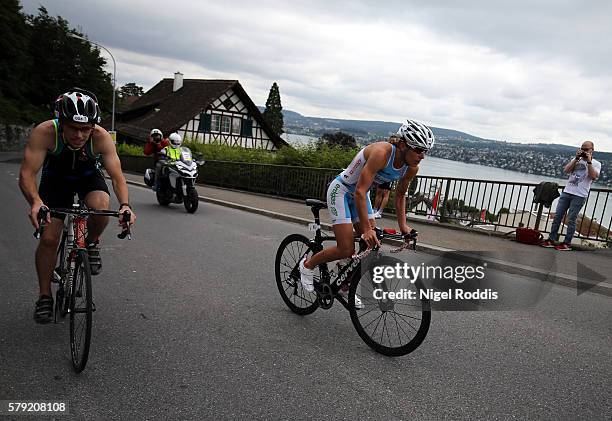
xmin=169 ymin=132 xmax=182 ymax=148
xmin=150 ymin=128 xmax=163 ymax=142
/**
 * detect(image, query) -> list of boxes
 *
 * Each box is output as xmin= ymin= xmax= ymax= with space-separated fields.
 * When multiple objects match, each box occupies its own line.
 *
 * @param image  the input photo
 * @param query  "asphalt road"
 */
xmin=1 ymin=160 xmax=611 ymax=420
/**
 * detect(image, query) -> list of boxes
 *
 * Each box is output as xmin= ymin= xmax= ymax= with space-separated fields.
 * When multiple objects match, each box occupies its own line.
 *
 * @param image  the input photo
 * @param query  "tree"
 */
xmin=0 ymin=6 xmax=115 ymax=124
xmin=262 ymin=82 xmax=284 ymax=135
xmin=118 ymin=82 xmax=144 ymax=98
xmin=0 ymin=0 xmax=30 ymax=102
xmin=26 ymin=7 xmax=112 ymax=114
xmin=318 ymin=131 xmax=357 ymax=150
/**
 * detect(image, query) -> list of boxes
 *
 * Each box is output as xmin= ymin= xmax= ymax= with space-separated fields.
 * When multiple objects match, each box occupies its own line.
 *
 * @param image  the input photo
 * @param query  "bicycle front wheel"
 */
xmin=275 ymin=234 xmax=319 ymax=315
xmin=69 ymin=250 xmax=92 ymax=372
xmin=349 ymin=256 xmax=431 ymax=356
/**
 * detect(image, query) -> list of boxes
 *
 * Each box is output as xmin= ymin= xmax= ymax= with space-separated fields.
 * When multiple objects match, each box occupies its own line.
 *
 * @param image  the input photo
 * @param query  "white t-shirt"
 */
xmin=563 ymin=158 xmax=601 ymax=197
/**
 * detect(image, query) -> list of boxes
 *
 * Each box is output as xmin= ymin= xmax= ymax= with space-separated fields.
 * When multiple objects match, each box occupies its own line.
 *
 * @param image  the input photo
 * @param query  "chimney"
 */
xmin=173 ymin=71 xmax=184 ymax=92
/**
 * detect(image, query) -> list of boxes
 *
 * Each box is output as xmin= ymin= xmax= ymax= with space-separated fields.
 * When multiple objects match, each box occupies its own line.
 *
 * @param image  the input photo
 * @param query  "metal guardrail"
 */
xmin=119 ymin=156 xmax=612 ymax=243
xmin=406 ymin=176 xmax=611 ymax=243
xmin=198 ymin=160 xmax=339 ymax=200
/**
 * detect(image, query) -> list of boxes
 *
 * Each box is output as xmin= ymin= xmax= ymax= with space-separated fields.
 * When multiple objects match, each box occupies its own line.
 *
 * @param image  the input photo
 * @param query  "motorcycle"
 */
xmin=144 ymin=147 xmax=205 ymax=213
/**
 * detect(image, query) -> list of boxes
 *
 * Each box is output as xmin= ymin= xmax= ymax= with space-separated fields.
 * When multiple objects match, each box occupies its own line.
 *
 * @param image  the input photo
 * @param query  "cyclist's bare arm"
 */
xmin=19 ymin=121 xmax=54 ymax=227
xmin=395 ymin=165 xmax=419 ymax=234
xmin=94 ymin=127 xmax=136 ymax=225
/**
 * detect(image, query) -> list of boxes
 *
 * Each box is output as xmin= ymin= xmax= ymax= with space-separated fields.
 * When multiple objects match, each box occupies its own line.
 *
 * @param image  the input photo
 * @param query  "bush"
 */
xmin=115 ymin=143 xmax=143 ymax=156
xmin=178 ymin=141 xmax=358 ymax=170
xmin=116 ymin=139 xmax=360 ymax=170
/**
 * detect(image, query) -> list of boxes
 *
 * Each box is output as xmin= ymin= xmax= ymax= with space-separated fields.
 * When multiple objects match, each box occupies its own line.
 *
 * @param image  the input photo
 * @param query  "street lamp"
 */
xmin=68 ymin=33 xmax=116 ymax=134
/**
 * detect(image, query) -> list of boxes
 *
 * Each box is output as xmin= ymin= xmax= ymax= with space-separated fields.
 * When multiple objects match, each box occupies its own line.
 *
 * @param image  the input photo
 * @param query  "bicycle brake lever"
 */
xmin=33 ymin=207 xmax=49 ymax=239
xmin=117 ymin=211 xmax=132 ymax=240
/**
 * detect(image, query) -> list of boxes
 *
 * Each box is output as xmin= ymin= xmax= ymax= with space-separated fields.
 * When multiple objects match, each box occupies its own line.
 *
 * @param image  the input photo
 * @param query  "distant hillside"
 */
xmin=257 ymin=107 xmax=486 ymax=143
xmin=257 ymin=107 xmax=611 ymax=185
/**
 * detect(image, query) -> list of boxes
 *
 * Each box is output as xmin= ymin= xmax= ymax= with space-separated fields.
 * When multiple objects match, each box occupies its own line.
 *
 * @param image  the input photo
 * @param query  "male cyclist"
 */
xmin=299 ymin=119 xmax=434 ymax=305
xmin=19 ymin=89 xmax=137 ymax=323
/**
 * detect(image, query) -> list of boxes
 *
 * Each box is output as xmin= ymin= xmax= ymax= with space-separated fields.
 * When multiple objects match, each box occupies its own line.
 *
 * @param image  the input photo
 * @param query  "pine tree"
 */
xmin=263 ymin=82 xmax=284 ymax=135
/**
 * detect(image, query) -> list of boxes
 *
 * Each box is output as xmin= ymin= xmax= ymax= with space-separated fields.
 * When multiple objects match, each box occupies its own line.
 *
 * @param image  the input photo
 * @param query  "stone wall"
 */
xmin=0 ymin=124 xmax=33 ymax=151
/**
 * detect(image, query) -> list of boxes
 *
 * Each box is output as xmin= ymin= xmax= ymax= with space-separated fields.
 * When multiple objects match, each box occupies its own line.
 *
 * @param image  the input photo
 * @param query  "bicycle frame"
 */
xmin=306 ymin=205 xmax=381 ymax=310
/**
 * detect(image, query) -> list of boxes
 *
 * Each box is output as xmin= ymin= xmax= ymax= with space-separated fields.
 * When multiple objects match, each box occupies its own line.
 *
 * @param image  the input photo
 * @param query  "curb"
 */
xmin=125 ymin=178 xmax=612 ymax=297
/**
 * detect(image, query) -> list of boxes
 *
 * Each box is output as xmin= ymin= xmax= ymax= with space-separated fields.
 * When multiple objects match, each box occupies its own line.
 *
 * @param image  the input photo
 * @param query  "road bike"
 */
xmin=34 ymin=201 xmax=131 ymax=372
xmin=275 ymin=199 xmax=431 ymax=356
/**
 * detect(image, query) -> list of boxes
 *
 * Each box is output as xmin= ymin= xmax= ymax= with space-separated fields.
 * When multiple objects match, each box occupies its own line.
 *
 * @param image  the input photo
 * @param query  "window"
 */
xmin=231 ymin=118 xmax=241 ymax=135
xmin=198 ymin=113 xmax=211 ymax=132
xmin=241 ymin=119 xmax=253 ymax=137
xmin=211 ymin=114 xmax=221 ymax=132
xmin=221 ymin=116 xmax=231 ymax=133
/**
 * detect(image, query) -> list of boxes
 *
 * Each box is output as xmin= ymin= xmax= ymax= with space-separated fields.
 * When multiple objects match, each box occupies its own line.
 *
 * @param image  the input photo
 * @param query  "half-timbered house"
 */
xmin=108 ymin=73 xmax=288 ymax=150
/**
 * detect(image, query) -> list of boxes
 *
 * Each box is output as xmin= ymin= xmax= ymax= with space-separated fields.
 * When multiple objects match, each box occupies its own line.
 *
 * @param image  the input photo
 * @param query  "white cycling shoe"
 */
xmin=299 ymin=257 xmax=314 ymax=292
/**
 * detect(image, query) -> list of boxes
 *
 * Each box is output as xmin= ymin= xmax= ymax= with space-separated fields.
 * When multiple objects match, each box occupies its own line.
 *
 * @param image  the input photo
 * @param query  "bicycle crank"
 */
xmin=316 ymin=283 xmax=334 ymax=309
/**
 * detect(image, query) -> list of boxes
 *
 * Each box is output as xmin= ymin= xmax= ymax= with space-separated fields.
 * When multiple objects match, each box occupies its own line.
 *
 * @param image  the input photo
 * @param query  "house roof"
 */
xmin=103 ymin=78 xmax=288 ymax=148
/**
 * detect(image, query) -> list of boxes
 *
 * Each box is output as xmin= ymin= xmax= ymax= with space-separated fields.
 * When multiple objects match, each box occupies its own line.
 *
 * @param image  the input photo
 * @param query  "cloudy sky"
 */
xmin=21 ymin=0 xmax=612 ymax=151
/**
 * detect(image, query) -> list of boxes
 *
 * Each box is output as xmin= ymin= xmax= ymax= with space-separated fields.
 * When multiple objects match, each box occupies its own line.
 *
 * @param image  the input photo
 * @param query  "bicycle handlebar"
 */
xmin=33 ymin=206 xmax=49 ymax=239
xmin=33 ymin=206 xmax=132 ymax=240
xmin=353 ymin=228 xmax=418 ymax=259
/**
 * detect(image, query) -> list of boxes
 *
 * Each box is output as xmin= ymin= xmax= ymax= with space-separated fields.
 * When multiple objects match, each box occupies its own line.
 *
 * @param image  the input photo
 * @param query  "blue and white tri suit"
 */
xmin=327 ymin=144 xmax=408 ymax=225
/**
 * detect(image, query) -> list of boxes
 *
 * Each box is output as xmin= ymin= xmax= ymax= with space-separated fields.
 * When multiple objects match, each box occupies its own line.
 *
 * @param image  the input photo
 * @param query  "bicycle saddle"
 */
xmin=305 ymin=199 xmax=328 ymax=210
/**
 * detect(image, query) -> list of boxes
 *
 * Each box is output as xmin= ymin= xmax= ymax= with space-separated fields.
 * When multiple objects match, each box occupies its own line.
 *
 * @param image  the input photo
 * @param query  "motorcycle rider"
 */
xmin=144 ymin=128 xmax=169 ymax=163
xmin=145 ymin=129 xmax=170 ymax=191
xmin=160 ymin=132 xmax=185 ymax=162
xmin=158 ymin=133 xmax=187 ymax=188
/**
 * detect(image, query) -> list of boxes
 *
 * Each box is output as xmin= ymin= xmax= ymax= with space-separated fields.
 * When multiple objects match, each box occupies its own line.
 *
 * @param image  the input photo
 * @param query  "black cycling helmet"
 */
xmin=54 ymin=88 xmax=101 ymax=124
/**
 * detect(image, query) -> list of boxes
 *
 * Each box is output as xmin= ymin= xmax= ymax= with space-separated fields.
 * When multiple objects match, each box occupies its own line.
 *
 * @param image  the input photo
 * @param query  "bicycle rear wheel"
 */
xmin=275 ymin=234 xmax=319 ymax=315
xmin=69 ymin=250 xmax=92 ymax=372
xmin=349 ymin=256 xmax=431 ymax=356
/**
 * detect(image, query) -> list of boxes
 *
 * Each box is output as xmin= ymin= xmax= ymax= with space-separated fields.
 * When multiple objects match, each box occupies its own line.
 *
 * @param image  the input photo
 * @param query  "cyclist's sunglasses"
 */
xmin=411 ymin=147 xmax=427 ymax=155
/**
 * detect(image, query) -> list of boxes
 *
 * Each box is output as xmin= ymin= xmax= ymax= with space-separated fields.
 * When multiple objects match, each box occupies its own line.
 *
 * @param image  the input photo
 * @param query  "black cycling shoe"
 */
xmin=34 ymin=295 xmax=54 ymax=324
xmin=87 ymin=240 xmax=102 ymax=276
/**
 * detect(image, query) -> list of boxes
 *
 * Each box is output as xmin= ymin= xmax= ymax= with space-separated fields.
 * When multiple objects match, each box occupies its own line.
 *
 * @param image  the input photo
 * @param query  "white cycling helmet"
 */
xmin=54 ymin=89 xmax=101 ymax=124
xmin=396 ymin=119 xmax=435 ymax=151
xmin=150 ymin=128 xmax=162 ymax=137
xmin=168 ymin=132 xmax=182 ymax=148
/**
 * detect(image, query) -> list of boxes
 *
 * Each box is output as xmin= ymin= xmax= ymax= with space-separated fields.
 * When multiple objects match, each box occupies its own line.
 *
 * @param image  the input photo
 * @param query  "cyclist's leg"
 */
xmin=80 ymin=173 xmax=111 ymax=242
xmin=83 ymin=191 xmax=110 ymax=240
xmin=304 ymin=179 xmax=357 ymax=269
xmin=80 ymin=173 xmax=110 ymax=275
xmin=35 ymin=218 xmax=64 ymax=297
xmin=37 ymin=174 xmax=71 ymax=297
xmin=35 ymin=175 xmax=75 ymax=322
xmin=305 ymin=223 xmax=355 ymax=269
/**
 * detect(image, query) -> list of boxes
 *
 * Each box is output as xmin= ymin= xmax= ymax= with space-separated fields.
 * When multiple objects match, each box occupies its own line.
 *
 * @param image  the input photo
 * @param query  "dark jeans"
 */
xmin=548 ymin=192 xmax=586 ymax=244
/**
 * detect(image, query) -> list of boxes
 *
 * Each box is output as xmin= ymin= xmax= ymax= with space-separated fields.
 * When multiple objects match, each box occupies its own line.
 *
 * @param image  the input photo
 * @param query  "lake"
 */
xmin=282 ymin=133 xmax=611 ymax=234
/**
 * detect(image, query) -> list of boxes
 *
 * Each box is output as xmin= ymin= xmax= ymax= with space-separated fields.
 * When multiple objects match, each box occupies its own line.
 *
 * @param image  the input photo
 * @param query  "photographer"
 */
xmin=144 ymin=129 xmax=170 ymax=191
xmin=143 ymin=128 xmax=169 ymax=163
xmin=541 ymin=141 xmax=601 ymax=250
